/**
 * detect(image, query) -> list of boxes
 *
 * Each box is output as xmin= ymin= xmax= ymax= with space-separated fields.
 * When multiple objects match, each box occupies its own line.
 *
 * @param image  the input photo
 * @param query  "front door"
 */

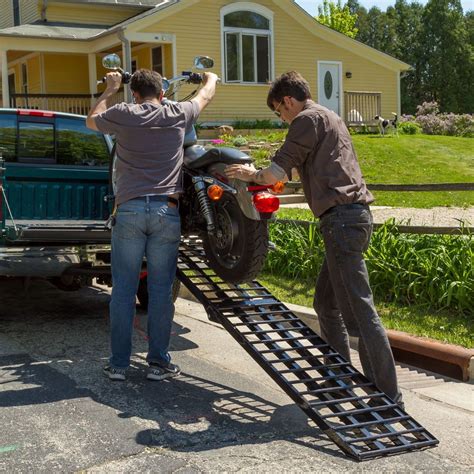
xmin=318 ymin=62 xmax=341 ymax=115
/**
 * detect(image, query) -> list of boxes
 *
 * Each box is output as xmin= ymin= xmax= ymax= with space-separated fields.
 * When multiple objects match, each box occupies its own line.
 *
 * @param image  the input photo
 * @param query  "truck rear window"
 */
xmin=18 ymin=121 xmax=55 ymax=163
xmin=0 ymin=114 xmax=17 ymax=162
xmin=56 ymin=118 xmax=109 ymax=165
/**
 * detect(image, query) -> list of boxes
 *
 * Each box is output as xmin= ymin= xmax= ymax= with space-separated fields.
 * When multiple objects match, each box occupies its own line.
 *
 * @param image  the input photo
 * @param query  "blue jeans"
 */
xmin=313 ymin=204 xmax=402 ymax=405
xmin=109 ymin=196 xmax=181 ymax=369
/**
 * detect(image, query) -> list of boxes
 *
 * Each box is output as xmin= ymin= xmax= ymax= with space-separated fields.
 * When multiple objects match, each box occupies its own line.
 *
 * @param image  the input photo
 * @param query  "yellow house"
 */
xmin=0 ymin=0 xmax=411 ymax=125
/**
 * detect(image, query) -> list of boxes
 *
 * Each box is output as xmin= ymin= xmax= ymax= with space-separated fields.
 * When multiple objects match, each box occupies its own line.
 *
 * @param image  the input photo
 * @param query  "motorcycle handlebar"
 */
xmin=97 ymin=70 xmax=132 ymax=86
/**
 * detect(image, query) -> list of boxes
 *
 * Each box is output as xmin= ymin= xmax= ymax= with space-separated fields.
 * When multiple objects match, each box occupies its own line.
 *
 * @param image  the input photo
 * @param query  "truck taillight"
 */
xmin=253 ymin=192 xmax=280 ymax=213
xmin=18 ymin=110 xmax=55 ymax=118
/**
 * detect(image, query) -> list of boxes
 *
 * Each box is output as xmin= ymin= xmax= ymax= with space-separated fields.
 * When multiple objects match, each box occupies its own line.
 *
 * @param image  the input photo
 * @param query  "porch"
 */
xmin=344 ymin=91 xmax=381 ymax=127
xmin=8 ymin=90 xmax=383 ymax=126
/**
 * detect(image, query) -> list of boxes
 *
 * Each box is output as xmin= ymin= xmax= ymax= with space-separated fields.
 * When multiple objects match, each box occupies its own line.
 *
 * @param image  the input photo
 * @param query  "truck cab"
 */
xmin=0 ymin=108 xmax=113 ymax=287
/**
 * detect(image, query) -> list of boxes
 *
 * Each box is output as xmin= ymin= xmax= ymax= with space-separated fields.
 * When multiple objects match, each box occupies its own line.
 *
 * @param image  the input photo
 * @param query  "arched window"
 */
xmin=221 ymin=4 xmax=273 ymax=84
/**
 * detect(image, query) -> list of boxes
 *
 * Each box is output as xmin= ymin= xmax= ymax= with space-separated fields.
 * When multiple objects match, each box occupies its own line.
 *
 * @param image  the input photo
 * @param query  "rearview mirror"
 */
xmin=102 ymin=53 xmax=122 ymax=70
xmin=193 ymin=56 xmax=214 ymax=70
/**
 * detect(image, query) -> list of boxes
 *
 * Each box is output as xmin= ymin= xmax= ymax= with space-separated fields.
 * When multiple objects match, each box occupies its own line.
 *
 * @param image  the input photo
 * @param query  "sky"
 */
xmin=295 ymin=0 xmax=473 ymax=14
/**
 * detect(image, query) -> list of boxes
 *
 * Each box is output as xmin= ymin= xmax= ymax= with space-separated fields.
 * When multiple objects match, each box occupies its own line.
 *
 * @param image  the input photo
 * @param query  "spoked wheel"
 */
xmin=136 ymin=275 xmax=181 ymax=311
xmin=203 ymin=194 xmax=269 ymax=283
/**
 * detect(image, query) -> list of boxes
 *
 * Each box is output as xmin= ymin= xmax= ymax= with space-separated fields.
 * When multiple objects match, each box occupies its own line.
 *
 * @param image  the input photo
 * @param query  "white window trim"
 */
xmin=220 ymin=2 xmax=275 ymax=85
xmin=317 ymin=60 xmax=343 ymax=118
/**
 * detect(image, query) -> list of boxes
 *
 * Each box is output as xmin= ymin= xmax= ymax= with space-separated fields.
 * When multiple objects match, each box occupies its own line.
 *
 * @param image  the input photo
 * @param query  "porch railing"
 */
xmin=10 ymin=90 xmax=125 ymax=115
xmin=344 ymin=91 xmax=381 ymax=126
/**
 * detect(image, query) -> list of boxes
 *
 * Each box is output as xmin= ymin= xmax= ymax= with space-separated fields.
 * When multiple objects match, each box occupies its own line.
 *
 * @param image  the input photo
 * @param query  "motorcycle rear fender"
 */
xmin=207 ymin=162 xmax=261 ymax=220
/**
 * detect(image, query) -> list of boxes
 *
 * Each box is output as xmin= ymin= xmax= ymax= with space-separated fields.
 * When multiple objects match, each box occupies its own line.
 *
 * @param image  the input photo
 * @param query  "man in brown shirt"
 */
xmin=225 ymin=71 xmax=403 ymax=408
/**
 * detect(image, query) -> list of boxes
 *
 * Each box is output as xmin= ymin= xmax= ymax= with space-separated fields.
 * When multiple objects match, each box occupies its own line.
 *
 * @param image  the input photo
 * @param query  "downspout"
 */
xmin=118 ymin=30 xmax=132 ymax=103
xmin=41 ymin=0 xmax=48 ymax=22
xmin=0 ymin=50 xmax=9 ymax=108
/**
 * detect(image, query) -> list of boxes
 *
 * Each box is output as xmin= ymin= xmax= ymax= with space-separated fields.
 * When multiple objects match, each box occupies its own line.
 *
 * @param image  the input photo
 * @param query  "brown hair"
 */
xmin=267 ymin=71 xmax=312 ymax=110
xmin=130 ymin=69 xmax=163 ymax=99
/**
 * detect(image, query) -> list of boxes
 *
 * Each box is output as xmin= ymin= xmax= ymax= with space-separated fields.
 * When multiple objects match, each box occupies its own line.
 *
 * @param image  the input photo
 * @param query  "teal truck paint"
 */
xmin=0 ymin=109 xmax=113 ymax=283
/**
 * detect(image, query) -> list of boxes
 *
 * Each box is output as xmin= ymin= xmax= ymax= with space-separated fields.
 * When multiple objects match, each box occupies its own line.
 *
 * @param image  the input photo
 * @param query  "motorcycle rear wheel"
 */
xmin=203 ymin=194 xmax=268 ymax=283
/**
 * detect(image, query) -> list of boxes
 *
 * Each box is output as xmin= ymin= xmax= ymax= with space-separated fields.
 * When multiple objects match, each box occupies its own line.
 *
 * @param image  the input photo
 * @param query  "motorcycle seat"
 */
xmin=184 ymin=146 xmax=253 ymax=169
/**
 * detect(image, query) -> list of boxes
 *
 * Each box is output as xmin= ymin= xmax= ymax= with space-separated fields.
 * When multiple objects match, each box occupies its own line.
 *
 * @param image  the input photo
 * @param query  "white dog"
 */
xmin=374 ymin=112 xmax=398 ymax=136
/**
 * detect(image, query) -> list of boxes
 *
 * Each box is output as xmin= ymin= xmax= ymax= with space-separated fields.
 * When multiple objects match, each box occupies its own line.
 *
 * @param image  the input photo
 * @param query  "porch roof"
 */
xmin=0 ymin=21 xmax=110 ymax=40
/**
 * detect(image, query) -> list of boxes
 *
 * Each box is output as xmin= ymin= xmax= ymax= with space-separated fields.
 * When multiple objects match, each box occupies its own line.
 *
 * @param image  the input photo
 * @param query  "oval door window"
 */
xmin=324 ymin=71 xmax=333 ymax=100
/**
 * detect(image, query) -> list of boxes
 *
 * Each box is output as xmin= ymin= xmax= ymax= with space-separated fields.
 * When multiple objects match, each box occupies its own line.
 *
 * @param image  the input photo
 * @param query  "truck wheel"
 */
xmin=136 ymin=275 xmax=181 ymax=310
xmin=203 ymin=194 xmax=269 ymax=283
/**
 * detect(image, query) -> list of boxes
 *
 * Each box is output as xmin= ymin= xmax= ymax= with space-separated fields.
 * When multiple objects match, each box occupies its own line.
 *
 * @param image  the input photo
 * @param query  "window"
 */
xmin=13 ymin=0 xmax=20 ymax=26
xmin=222 ymin=7 xmax=272 ymax=84
xmin=56 ymin=118 xmax=109 ymax=166
xmin=0 ymin=114 xmax=17 ymax=162
xmin=152 ymin=46 xmax=163 ymax=75
xmin=131 ymin=59 xmax=137 ymax=74
xmin=18 ymin=121 xmax=55 ymax=163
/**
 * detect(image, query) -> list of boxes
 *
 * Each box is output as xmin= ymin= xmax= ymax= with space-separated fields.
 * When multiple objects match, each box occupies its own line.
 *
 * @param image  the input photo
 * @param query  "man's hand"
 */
xmin=225 ymin=164 xmax=257 ymax=182
xmin=105 ymin=71 xmax=122 ymax=94
xmin=202 ymin=71 xmax=219 ymax=86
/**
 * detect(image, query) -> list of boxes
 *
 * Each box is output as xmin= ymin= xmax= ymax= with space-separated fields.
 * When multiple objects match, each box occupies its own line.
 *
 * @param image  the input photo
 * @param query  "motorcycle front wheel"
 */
xmin=203 ymin=194 xmax=269 ymax=283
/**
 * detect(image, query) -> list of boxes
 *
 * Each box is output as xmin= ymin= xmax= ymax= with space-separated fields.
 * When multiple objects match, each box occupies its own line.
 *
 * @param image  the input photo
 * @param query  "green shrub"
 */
xmin=232 ymin=135 xmax=248 ymax=147
xmin=399 ymin=121 xmax=421 ymax=135
xmin=231 ymin=119 xmax=288 ymax=130
xmin=265 ymin=220 xmax=473 ymax=314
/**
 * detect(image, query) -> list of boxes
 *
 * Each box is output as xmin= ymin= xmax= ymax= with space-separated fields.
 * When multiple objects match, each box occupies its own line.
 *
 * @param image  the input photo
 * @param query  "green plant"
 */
xmin=399 ymin=121 xmax=421 ymax=135
xmin=232 ymin=135 xmax=248 ymax=147
xmin=265 ymin=219 xmax=474 ymax=315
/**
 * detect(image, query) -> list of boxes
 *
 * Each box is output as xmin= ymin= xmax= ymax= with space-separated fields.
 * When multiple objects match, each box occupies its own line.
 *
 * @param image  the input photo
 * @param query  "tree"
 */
xmin=419 ymin=0 xmax=473 ymax=112
xmin=316 ymin=0 xmax=359 ymax=39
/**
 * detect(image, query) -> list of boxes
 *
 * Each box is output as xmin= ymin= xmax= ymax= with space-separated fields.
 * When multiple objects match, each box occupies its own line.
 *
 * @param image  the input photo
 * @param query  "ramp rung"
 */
xmin=259 ymin=344 xmax=330 ymax=354
xmin=288 ymin=373 xmax=359 ymax=384
xmin=333 ymin=415 xmax=412 ymax=431
xmin=176 ymin=238 xmax=439 ymax=460
xmin=279 ymin=363 xmax=350 ymax=373
xmin=321 ymin=404 xmax=400 ymax=419
xmin=249 ymin=335 xmax=320 ymax=344
xmin=347 ymin=427 xmax=426 ymax=444
xmin=308 ymin=393 xmax=386 ymax=407
xmin=240 ymin=327 xmax=307 ymax=336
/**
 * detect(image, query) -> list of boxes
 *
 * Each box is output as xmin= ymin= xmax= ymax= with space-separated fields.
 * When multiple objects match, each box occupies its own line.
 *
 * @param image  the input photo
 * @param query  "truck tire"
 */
xmin=203 ymin=194 xmax=269 ymax=283
xmin=136 ymin=275 xmax=181 ymax=311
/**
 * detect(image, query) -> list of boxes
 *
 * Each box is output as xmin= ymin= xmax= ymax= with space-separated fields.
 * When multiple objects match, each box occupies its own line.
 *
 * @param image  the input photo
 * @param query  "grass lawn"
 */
xmin=258 ymin=272 xmax=474 ymax=348
xmin=352 ymin=135 xmax=474 ymax=207
xmin=240 ymin=133 xmax=474 ymax=208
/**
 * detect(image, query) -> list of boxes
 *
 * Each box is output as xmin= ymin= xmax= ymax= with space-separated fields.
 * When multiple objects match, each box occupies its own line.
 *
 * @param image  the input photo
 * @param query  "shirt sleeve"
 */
xmin=272 ymin=115 xmax=317 ymax=180
xmin=94 ymin=103 xmax=128 ymax=135
xmin=180 ymin=100 xmax=201 ymax=127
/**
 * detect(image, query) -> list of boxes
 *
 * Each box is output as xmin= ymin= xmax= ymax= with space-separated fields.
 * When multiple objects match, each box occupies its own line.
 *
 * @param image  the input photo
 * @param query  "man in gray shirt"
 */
xmin=87 ymin=68 xmax=218 ymax=381
xmin=226 ymin=71 xmax=403 ymax=410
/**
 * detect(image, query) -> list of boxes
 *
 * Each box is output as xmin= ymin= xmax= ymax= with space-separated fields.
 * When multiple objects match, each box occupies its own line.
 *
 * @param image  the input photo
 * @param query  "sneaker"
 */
xmin=147 ymin=361 xmax=181 ymax=381
xmin=103 ymin=365 xmax=126 ymax=381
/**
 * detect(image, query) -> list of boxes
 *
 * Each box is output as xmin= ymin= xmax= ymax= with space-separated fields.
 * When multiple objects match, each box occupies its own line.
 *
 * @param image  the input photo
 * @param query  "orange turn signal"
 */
xmin=271 ymin=181 xmax=285 ymax=194
xmin=207 ymin=184 xmax=224 ymax=201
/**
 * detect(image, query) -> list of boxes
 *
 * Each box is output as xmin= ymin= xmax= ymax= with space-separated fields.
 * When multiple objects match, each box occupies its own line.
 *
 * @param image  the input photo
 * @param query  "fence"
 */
xmin=344 ymin=91 xmax=381 ymax=126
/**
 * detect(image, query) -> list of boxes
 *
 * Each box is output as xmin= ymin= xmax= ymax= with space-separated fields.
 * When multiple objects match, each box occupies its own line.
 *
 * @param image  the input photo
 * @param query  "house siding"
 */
xmin=140 ymin=0 xmax=399 ymax=122
xmin=43 ymin=54 xmax=89 ymax=94
xmin=20 ymin=0 xmax=39 ymax=24
xmin=0 ymin=0 xmax=14 ymax=29
xmin=44 ymin=3 xmax=142 ymax=26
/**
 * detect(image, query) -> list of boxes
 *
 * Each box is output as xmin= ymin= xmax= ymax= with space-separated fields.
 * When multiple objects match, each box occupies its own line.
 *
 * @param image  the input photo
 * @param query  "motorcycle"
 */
xmin=102 ymin=54 xmax=282 ymax=285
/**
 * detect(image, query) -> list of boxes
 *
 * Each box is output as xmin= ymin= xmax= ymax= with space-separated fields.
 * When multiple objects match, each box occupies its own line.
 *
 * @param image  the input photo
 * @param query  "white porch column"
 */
xmin=119 ymin=31 xmax=132 ymax=103
xmin=0 ymin=50 xmax=9 ymax=108
xmin=88 ymin=53 xmax=97 ymax=107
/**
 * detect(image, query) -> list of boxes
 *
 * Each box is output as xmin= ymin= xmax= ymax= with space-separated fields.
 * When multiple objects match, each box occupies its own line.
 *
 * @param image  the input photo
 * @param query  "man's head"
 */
xmin=267 ymin=71 xmax=312 ymax=123
xmin=130 ymin=69 xmax=163 ymax=103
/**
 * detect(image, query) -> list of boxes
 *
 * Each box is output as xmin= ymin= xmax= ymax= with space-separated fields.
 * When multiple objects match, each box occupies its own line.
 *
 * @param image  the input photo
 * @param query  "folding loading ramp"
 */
xmin=176 ymin=238 xmax=439 ymax=461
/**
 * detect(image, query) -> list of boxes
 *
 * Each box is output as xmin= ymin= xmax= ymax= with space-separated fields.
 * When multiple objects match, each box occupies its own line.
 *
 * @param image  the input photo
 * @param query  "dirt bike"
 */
xmin=101 ymin=54 xmax=282 ymax=297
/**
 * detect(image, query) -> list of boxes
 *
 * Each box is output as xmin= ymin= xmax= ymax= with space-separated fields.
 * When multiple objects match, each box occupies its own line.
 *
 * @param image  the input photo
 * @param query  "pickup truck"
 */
xmin=0 ymin=108 xmax=113 ymax=291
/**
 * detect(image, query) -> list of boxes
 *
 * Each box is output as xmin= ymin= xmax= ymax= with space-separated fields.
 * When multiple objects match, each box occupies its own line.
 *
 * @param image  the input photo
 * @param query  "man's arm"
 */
xmin=192 ymin=72 xmax=219 ymax=113
xmin=225 ymin=162 xmax=288 ymax=185
xmin=86 ymin=71 xmax=122 ymax=131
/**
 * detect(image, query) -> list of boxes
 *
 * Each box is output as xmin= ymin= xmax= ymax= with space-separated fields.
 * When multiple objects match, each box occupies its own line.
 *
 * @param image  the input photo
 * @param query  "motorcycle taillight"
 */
xmin=253 ymin=192 xmax=280 ymax=213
